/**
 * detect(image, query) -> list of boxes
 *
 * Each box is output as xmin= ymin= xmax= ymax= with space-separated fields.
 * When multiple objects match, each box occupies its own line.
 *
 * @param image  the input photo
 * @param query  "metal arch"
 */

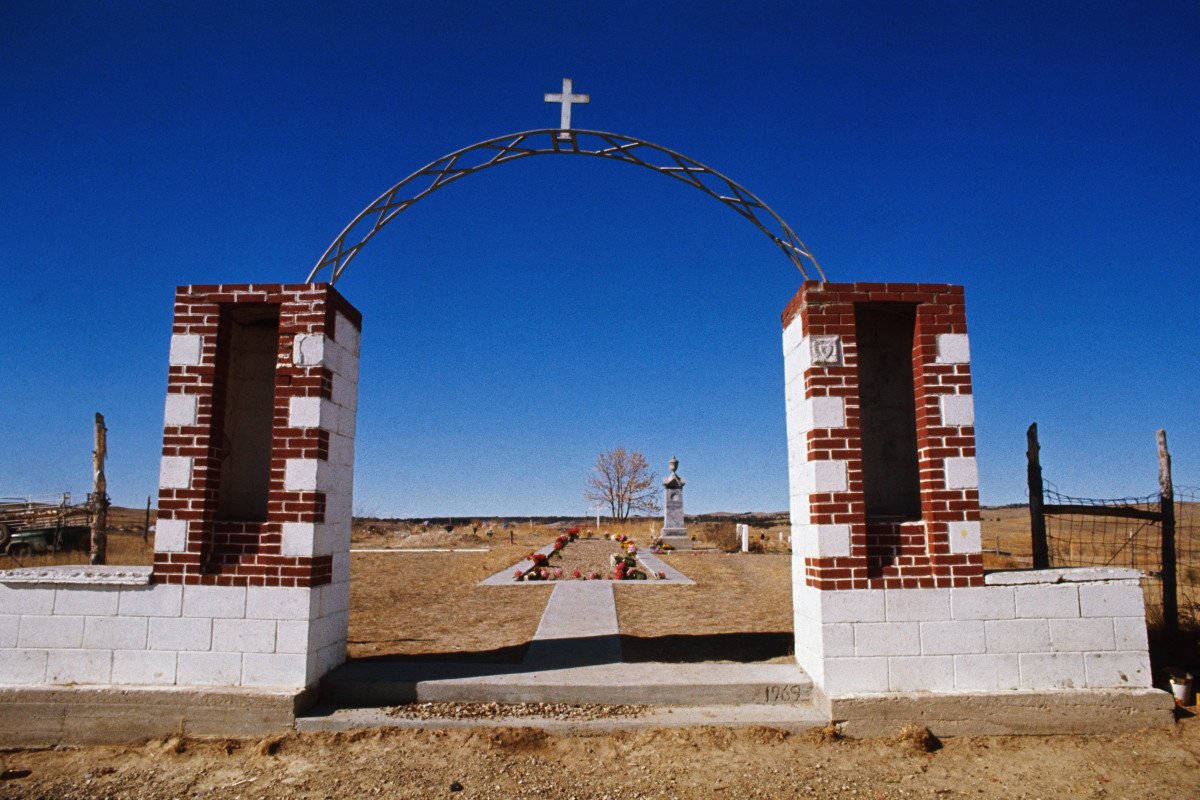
xmin=307 ymin=129 xmax=825 ymax=285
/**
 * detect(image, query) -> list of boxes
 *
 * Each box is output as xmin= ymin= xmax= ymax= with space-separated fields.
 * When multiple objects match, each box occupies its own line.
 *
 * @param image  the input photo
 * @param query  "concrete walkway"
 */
xmin=524 ymin=581 xmax=621 ymax=667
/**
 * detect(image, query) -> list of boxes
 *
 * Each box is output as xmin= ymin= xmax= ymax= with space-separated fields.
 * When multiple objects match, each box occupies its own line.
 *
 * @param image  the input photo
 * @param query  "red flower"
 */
xmin=513 ymin=570 xmax=524 ymax=579
xmin=657 ymin=571 xmax=667 ymax=579
xmin=572 ymin=569 xmax=582 ymax=579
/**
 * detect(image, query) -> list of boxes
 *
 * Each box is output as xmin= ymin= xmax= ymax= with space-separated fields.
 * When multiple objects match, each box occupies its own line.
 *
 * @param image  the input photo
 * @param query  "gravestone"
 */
xmin=738 ymin=523 xmax=750 ymax=552
xmin=660 ymin=456 xmax=690 ymax=550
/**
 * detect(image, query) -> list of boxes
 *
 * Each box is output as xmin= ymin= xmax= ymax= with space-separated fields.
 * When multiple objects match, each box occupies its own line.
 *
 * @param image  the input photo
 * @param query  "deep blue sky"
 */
xmin=2 ymin=1 xmax=1197 ymax=516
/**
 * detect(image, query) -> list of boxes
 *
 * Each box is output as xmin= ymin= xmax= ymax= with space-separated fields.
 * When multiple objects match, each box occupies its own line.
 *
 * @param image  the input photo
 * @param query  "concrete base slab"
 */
xmin=824 ymin=687 xmax=1176 ymax=737
xmin=297 ymin=703 xmax=829 ymax=734
xmin=321 ymin=661 xmax=813 ymax=708
xmin=0 ymin=685 xmax=315 ymax=747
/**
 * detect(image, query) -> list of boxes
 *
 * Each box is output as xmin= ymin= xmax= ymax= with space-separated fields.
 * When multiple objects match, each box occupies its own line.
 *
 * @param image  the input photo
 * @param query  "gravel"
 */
xmin=385 ymin=701 xmax=647 ymax=721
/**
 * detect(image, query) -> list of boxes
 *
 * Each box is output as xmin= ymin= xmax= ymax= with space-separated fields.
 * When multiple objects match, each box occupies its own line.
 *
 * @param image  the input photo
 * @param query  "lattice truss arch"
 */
xmin=307 ymin=129 xmax=825 ymax=284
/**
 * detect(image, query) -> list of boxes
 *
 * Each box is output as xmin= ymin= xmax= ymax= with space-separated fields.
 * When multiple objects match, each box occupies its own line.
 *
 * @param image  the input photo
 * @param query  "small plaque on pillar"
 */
xmin=660 ymin=456 xmax=690 ymax=550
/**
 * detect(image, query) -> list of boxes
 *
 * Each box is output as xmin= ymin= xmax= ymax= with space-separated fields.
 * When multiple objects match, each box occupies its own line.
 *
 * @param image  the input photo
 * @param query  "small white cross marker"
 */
xmin=544 ymin=77 xmax=589 ymax=139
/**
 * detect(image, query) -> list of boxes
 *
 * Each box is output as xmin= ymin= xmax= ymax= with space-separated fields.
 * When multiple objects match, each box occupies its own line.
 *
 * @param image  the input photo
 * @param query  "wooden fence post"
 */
xmin=1027 ymin=423 xmax=1050 ymax=569
xmin=90 ymin=412 xmax=108 ymax=566
xmin=1158 ymin=429 xmax=1177 ymax=632
xmin=143 ymin=496 xmax=152 ymax=544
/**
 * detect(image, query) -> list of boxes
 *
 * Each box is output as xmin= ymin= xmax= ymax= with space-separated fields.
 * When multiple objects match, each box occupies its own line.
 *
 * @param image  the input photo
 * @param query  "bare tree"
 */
xmin=584 ymin=448 xmax=661 ymax=520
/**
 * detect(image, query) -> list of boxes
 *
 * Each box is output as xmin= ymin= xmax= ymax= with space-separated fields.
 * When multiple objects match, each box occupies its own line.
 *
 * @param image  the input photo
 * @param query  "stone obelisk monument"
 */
xmin=660 ymin=456 xmax=690 ymax=550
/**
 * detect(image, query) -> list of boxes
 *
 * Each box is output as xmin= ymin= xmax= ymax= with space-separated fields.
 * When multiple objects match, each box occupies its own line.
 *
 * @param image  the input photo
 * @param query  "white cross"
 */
xmin=544 ymin=78 xmax=589 ymax=138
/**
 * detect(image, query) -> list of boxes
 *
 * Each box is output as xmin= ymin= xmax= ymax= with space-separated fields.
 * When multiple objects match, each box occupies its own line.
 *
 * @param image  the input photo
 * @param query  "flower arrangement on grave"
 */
xmin=609 ymin=550 xmax=648 ymax=580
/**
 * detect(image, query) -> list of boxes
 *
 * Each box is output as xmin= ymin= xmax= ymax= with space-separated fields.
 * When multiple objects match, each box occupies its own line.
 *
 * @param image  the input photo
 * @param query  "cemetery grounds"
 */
xmin=2 ymin=510 xmax=1199 ymax=798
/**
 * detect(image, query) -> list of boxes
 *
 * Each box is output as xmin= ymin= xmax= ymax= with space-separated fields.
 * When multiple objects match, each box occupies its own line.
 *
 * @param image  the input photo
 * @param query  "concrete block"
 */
xmin=947 ymin=521 xmax=981 ymax=555
xmin=182 ymin=585 xmax=246 ymax=619
xmin=1015 ymin=584 xmax=1079 ymax=619
xmin=1113 ymin=616 xmax=1149 ymax=651
xmin=0 ymin=585 xmax=55 ymax=615
xmin=168 ymin=334 xmax=202 ymax=366
xmin=287 ymin=396 xmax=333 ymax=429
xmin=118 ymin=584 xmax=183 ymax=617
xmin=935 ymin=333 xmax=970 ymax=364
xmin=0 ymin=649 xmax=47 ymax=684
xmin=46 ymin=650 xmax=111 ymax=684
xmin=53 ymin=587 xmax=120 ymax=617
xmin=334 ymin=313 xmax=360 ymax=356
xmin=920 ymin=620 xmax=985 ymax=655
xmin=782 ymin=319 xmax=804 ymax=358
xmin=328 ymin=434 xmax=355 ymax=469
xmin=154 ymin=518 xmax=189 ymax=553
xmin=83 ymin=616 xmax=148 ymax=650
xmin=938 ymin=393 xmax=975 ymax=427
xmin=212 ymin=618 xmax=277 ymax=654
xmin=890 ymin=656 xmax=955 ymax=692
xmin=318 ymin=581 xmax=350 ymax=617
xmin=1079 ymin=582 xmax=1145 ymax=618
xmin=822 ymin=657 xmax=889 ymax=695
xmin=18 ymin=615 xmax=84 ymax=649
xmin=163 ymin=393 xmax=198 ymax=427
xmin=158 ymin=456 xmax=193 ymax=490
xmin=293 ymin=333 xmax=325 ymax=366
xmin=1019 ymin=652 xmax=1086 ymax=690
xmin=1049 ymin=618 xmax=1114 ymax=652
xmin=313 ymin=611 xmax=348 ymax=650
xmin=805 ymin=524 xmax=851 ymax=558
xmin=245 ymin=587 xmax=315 ymax=621
xmin=148 ymin=617 xmax=211 ymax=651
xmin=331 ymin=550 xmax=350 ymax=583
xmin=337 ymin=403 xmax=357 ymax=438
xmin=241 ymin=652 xmax=310 ymax=689
xmin=284 ymin=458 xmax=320 ymax=492
xmin=985 ymin=619 xmax=1050 ymax=653
xmin=951 ymin=586 xmax=1015 ymax=620
xmin=111 ymin=650 xmax=176 ymax=685
xmin=1084 ymin=651 xmax=1152 ymax=688
xmin=176 ymin=652 xmax=243 ymax=687
xmin=822 ymin=623 xmax=855 ymax=657
xmin=331 ymin=373 xmax=358 ymax=412
xmin=822 ymin=590 xmax=886 ymax=624
xmin=886 ymin=588 xmax=951 ymax=621
xmin=280 ymin=522 xmax=316 ymax=557
xmin=317 ymin=641 xmax=346 ymax=676
xmin=953 ymin=654 xmax=1020 ymax=692
xmin=854 ymin=622 xmax=921 ymax=656
xmin=275 ymin=620 xmax=311 ymax=654
xmin=0 ymin=615 xmax=17 ymax=647
xmin=798 ymin=459 xmax=849 ymax=495
xmin=943 ymin=456 xmax=979 ymax=490
xmin=790 ymin=396 xmax=846 ymax=439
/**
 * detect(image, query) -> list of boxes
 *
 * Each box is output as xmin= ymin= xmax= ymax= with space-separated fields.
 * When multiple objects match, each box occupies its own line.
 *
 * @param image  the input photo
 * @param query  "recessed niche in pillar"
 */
xmin=854 ymin=303 xmax=921 ymax=521
xmin=215 ymin=304 xmax=280 ymax=522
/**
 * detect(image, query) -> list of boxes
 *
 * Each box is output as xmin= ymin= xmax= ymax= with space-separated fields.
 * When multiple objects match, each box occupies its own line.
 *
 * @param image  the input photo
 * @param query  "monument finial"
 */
xmin=669 ymin=456 xmax=679 ymax=474
xmin=544 ymin=78 xmax=589 ymax=140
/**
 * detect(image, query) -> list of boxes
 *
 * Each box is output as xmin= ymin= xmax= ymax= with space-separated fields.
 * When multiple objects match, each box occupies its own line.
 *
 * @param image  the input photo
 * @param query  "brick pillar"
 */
xmin=151 ymin=283 xmax=360 ymax=687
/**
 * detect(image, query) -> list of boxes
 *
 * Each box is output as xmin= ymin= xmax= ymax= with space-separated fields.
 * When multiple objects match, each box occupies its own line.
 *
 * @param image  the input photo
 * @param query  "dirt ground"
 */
xmin=3 ymin=716 xmax=1199 ymax=800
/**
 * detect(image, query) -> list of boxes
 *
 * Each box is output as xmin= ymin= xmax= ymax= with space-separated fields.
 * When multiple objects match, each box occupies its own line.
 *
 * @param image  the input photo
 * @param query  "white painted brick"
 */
xmin=1113 ymin=616 xmax=1149 ymax=651
xmin=1014 ymin=584 xmax=1079 ymax=619
xmin=163 ymin=393 xmax=199 ymax=427
xmin=822 ymin=657 xmax=890 ymax=695
xmin=18 ymin=615 xmax=84 ymax=649
xmin=821 ymin=590 xmax=886 ymax=623
xmin=854 ymin=622 xmax=921 ymax=656
xmin=275 ymin=620 xmax=311 ymax=654
xmin=951 ymin=586 xmax=1015 ymax=620
xmin=1049 ymin=618 xmax=1114 ymax=652
xmin=159 ymin=456 xmax=193 ymax=490
xmin=118 ymin=584 xmax=182 ymax=617
xmin=985 ymin=619 xmax=1050 ymax=653
xmin=921 ymin=620 xmax=985 ymax=655
xmin=154 ymin=518 xmax=189 ymax=553
xmin=0 ymin=616 xmax=16 ymax=647
xmin=46 ymin=649 xmax=111 ymax=684
xmin=112 ymin=650 xmax=176 ymax=685
xmin=281 ymin=522 xmax=317 ymax=557
xmin=890 ymin=656 xmax=955 ymax=692
xmin=947 ymin=521 xmax=981 ymax=555
xmin=0 ymin=585 xmax=55 ymax=615
xmin=168 ymin=333 xmax=203 ymax=366
xmin=182 ymin=585 xmax=247 ymax=619
xmin=954 ymin=654 xmax=1021 ymax=691
xmin=1019 ymin=652 xmax=1086 ymax=690
xmin=1078 ymin=582 xmax=1145 ymax=618
xmin=148 ymin=617 xmax=211 ymax=651
xmin=177 ymin=651 xmax=243 ymax=687
xmin=943 ymin=456 xmax=979 ymax=490
xmin=83 ymin=616 xmax=148 ymax=650
xmin=938 ymin=393 xmax=975 ymax=427
xmin=935 ymin=333 xmax=970 ymax=364
xmin=54 ymin=587 xmax=120 ymax=616
xmin=1083 ymin=651 xmax=1152 ymax=688
xmin=820 ymin=623 xmax=855 ymax=657
xmin=246 ymin=587 xmax=316 ymax=621
xmin=886 ymin=589 xmax=951 ymax=621
xmin=212 ymin=618 xmax=276 ymax=654
xmin=293 ymin=333 xmax=326 ymax=366
xmin=0 ymin=649 xmax=47 ymax=683
xmin=241 ymin=652 xmax=310 ymax=688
